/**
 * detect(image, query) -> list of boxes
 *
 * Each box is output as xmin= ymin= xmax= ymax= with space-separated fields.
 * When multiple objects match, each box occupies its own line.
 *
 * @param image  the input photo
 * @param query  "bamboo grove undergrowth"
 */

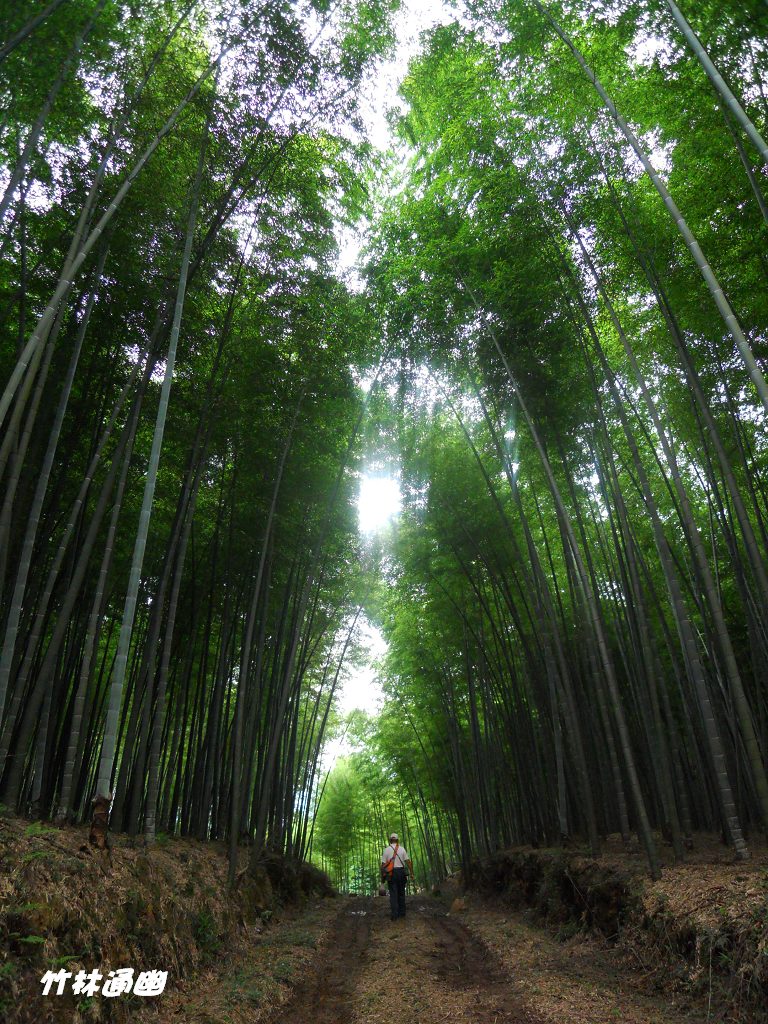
xmin=1 ymin=0 xmax=768 ymax=887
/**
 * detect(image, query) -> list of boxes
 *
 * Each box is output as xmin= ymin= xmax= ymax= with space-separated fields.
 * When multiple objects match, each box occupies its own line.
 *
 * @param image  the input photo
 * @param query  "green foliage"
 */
xmin=23 ymin=824 xmax=56 ymax=838
xmin=0 ymin=0 xmax=402 ymax=847
xmin=2 ymin=0 xmax=768 ymax=933
xmin=347 ymin=0 xmax=768 ymax=880
xmin=191 ymin=907 xmax=220 ymax=954
xmin=48 ymin=953 xmax=87 ymax=968
xmin=20 ymin=851 xmax=50 ymax=864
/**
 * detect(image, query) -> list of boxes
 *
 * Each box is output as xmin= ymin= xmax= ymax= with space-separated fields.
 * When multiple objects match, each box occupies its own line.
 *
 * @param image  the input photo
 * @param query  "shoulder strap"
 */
xmin=385 ymin=842 xmax=400 ymax=872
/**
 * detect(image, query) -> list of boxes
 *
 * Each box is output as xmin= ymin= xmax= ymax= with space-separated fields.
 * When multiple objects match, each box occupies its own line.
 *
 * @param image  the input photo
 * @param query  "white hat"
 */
xmin=389 ymin=832 xmax=398 ymax=841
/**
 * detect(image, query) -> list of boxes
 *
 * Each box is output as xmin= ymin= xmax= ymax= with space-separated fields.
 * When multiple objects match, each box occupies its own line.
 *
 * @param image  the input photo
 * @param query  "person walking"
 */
xmin=380 ymin=832 xmax=413 ymax=920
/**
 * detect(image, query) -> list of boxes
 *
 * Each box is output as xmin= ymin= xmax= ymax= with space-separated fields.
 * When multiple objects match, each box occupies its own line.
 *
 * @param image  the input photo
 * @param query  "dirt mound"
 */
xmin=466 ymin=837 xmax=768 ymax=1022
xmin=636 ymin=865 xmax=768 ymax=1021
xmin=470 ymin=848 xmax=640 ymax=937
xmin=253 ymin=851 xmax=335 ymax=904
xmin=0 ymin=814 xmax=333 ymax=1023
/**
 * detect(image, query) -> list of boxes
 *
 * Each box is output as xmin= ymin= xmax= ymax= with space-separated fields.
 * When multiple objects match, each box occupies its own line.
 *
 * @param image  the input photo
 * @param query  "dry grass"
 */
xmin=349 ymin=906 xmax=488 ymax=1024
xmin=3 ymin=817 xmax=766 ymax=1024
xmin=459 ymin=896 xmax=704 ymax=1024
xmin=137 ymin=897 xmax=342 ymax=1024
xmin=0 ymin=813 xmax=332 ymax=1024
xmin=464 ymin=834 xmax=768 ymax=1024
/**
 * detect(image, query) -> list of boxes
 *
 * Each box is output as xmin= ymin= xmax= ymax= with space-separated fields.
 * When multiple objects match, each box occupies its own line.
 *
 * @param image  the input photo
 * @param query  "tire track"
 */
xmin=418 ymin=903 xmax=543 ymax=1023
xmin=267 ymin=899 xmax=372 ymax=1024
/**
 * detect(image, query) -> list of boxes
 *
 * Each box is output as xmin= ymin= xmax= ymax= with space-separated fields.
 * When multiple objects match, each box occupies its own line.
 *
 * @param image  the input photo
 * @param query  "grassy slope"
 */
xmin=0 ymin=813 xmax=334 ymax=1023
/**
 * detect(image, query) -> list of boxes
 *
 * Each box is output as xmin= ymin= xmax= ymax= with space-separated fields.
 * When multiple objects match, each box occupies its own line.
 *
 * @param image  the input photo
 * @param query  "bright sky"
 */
xmin=357 ymin=473 xmax=402 ymax=533
xmin=320 ymin=615 xmax=387 ymax=771
xmin=364 ymin=0 xmax=455 ymax=150
xmin=333 ymin=471 xmax=402 ymax=722
xmin=322 ymin=3 xmax=453 ymax=770
xmin=335 ymin=0 xmax=455 ymax=279
xmin=316 ymin=471 xmax=404 ymax=774
xmin=340 ymin=616 xmax=388 ymax=715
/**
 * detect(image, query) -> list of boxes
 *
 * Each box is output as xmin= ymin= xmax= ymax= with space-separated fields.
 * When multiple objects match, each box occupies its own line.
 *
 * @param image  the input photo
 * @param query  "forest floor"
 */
xmin=140 ymin=891 xmax=717 ymax=1024
xmin=2 ymin=816 xmax=767 ymax=1023
xmin=136 ymin=834 xmax=768 ymax=1024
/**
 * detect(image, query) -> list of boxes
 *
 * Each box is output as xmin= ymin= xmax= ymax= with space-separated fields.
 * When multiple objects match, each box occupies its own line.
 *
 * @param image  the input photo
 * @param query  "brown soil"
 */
xmin=410 ymin=908 xmax=542 ymax=1023
xmin=268 ymin=898 xmax=372 ymax=1024
xmin=3 ymin=818 xmax=764 ymax=1023
xmin=127 ymin=890 xmax=730 ymax=1024
xmin=467 ymin=834 xmax=768 ymax=1021
xmin=460 ymin=897 xmax=709 ymax=1024
xmin=268 ymin=895 xmax=540 ymax=1024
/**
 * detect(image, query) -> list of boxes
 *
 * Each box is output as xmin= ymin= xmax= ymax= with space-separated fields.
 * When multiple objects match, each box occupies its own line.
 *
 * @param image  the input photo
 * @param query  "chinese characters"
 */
xmin=40 ymin=968 xmax=167 ymax=998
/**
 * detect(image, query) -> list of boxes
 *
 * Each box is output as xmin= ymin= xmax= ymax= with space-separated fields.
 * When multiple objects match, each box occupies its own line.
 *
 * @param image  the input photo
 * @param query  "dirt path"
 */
xmin=146 ymin=893 xmax=711 ymax=1024
xmin=405 ymin=907 xmax=542 ymax=1024
xmin=460 ymin=901 xmax=709 ymax=1024
xmin=265 ymin=895 xmax=710 ymax=1024
xmin=268 ymin=897 xmax=540 ymax=1024
xmin=269 ymin=898 xmax=372 ymax=1024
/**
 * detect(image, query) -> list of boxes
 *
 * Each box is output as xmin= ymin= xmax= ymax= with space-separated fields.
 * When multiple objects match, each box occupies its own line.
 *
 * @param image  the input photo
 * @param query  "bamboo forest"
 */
xmin=2 ymin=2 xmax=768 ymax=1023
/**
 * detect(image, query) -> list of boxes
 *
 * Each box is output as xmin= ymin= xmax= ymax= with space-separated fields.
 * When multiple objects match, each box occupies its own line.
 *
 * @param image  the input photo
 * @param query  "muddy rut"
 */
xmin=267 ymin=897 xmax=540 ymax=1024
xmin=268 ymin=898 xmax=373 ymax=1024
xmin=426 ymin=913 xmax=541 ymax=1022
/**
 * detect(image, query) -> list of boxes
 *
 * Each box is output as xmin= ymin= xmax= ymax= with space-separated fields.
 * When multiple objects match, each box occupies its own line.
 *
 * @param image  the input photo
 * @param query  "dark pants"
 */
xmin=388 ymin=867 xmax=407 ymax=919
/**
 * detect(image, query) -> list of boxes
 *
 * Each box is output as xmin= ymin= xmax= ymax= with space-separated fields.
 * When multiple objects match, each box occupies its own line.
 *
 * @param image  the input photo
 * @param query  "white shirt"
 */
xmin=381 ymin=843 xmax=409 ymax=869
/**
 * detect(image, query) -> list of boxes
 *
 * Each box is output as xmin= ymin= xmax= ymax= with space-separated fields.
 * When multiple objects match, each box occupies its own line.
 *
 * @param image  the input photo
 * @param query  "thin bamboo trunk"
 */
xmin=528 ymin=0 xmax=768 ymax=416
xmin=93 ymin=105 xmax=208 ymax=810
xmin=0 ymin=0 xmax=69 ymax=63
xmin=662 ymin=0 xmax=768 ymax=164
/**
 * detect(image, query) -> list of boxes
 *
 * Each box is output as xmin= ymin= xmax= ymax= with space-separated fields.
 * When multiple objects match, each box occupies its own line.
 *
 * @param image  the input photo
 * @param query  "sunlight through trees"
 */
xmin=1 ymin=0 xmax=767 ymax=890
